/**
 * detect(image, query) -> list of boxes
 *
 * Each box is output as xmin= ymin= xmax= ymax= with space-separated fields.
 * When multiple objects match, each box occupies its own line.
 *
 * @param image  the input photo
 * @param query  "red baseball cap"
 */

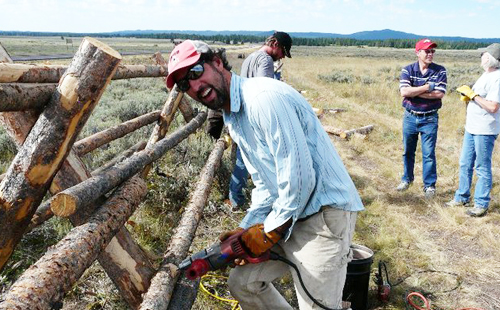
xmin=415 ymin=38 xmax=437 ymax=52
xmin=166 ymin=40 xmax=211 ymax=89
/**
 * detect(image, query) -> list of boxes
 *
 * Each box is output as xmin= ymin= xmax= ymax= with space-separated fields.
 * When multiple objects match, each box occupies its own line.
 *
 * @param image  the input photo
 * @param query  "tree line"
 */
xmin=0 ymin=31 xmax=489 ymax=50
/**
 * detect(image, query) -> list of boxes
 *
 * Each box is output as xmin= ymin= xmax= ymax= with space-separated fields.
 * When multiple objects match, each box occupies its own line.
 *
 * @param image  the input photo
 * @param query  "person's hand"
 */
xmin=456 ymin=85 xmax=478 ymax=100
xmin=460 ymin=95 xmax=470 ymax=104
xmin=426 ymin=82 xmax=435 ymax=92
xmin=240 ymin=224 xmax=282 ymax=256
xmin=219 ymin=227 xmax=244 ymax=242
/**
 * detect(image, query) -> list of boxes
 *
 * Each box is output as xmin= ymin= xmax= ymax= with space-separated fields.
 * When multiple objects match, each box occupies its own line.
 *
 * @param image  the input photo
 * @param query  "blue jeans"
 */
xmin=229 ymin=146 xmax=248 ymax=206
xmin=454 ymin=131 xmax=497 ymax=209
xmin=402 ymin=111 xmax=438 ymax=188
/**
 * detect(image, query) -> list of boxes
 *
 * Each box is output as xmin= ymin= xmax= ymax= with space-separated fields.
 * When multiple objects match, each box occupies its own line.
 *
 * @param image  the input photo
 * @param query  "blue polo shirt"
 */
xmin=399 ymin=62 xmax=447 ymax=112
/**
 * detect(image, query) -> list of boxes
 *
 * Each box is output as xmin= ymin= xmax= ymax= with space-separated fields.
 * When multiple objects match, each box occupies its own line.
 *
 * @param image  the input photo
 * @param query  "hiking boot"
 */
xmin=444 ymin=199 xmax=470 ymax=208
xmin=396 ymin=181 xmax=412 ymax=192
xmin=424 ymin=186 xmax=436 ymax=199
xmin=466 ymin=206 xmax=488 ymax=217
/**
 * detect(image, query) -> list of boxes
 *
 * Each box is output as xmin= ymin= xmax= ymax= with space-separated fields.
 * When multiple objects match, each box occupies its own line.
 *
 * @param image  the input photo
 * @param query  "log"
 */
xmin=0 ymin=176 xmax=147 ymax=310
xmin=167 ymin=275 xmax=200 ymax=310
xmin=141 ymin=85 xmax=183 ymax=178
xmin=50 ymin=111 xmax=207 ymax=217
xmin=0 ymin=66 xmax=155 ymax=310
xmin=0 ymin=83 xmax=57 ymax=111
xmin=0 ymin=42 xmax=13 ymax=63
xmin=91 ymin=140 xmax=147 ymax=176
xmin=312 ymin=107 xmax=347 ymax=117
xmin=151 ymin=52 xmax=195 ymax=123
xmin=74 ymin=110 xmax=160 ymax=156
xmin=323 ymin=125 xmax=374 ymax=140
xmin=139 ymin=138 xmax=228 ymax=310
xmin=0 ymin=63 xmax=167 ymax=83
xmin=0 ymin=37 xmax=122 ymax=271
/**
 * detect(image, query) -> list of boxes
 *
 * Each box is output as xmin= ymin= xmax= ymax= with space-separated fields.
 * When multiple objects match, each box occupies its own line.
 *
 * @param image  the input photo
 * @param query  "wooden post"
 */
xmin=0 ymin=83 xmax=57 ymax=111
xmin=50 ymin=111 xmax=207 ymax=218
xmin=139 ymin=138 xmax=228 ymax=310
xmin=0 ymin=37 xmax=121 ymax=271
xmin=0 ymin=176 xmax=147 ymax=310
xmin=74 ymin=110 xmax=160 ymax=156
xmin=0 ymin=63 xmax=167 ymax=83
xmin=0 ymin=41 xmax=13 ymax=63
xmin=152 ymin=52 xmax=195 ymax=123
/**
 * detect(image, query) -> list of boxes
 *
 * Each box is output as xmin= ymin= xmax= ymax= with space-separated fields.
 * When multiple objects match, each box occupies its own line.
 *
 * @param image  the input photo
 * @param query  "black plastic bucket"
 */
xmin=342 ymin=244 xmax=374 ymax=310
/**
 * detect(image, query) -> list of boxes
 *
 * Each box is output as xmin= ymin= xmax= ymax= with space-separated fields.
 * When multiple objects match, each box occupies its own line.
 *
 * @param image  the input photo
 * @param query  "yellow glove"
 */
xmin=456 ymin=85 xmax=477 ymax=101
xmin=460 ymin=95 xmax=470 ymax=104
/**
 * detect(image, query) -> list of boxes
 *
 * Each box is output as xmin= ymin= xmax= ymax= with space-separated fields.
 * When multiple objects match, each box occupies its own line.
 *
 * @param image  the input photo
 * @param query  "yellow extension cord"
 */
xmin=199 ymin=274 xmax=241 ymax=310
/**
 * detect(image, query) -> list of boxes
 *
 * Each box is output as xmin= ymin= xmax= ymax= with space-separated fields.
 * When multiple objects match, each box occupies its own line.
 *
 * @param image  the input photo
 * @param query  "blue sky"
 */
xmin=1 ymin=0 xmax=499 ymax=38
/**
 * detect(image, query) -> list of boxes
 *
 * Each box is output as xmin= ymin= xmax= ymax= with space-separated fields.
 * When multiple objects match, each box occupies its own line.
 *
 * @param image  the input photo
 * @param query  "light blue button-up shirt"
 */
xmin=223 ymin=73 xmax=364 ymax=236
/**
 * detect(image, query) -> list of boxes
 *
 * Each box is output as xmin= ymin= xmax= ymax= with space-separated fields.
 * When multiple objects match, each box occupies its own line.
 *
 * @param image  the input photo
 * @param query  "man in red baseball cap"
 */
xmin=167 ymin=40 xmax=363 ymax=309
xmin=396 ymin=38 xmax=447 ymax=198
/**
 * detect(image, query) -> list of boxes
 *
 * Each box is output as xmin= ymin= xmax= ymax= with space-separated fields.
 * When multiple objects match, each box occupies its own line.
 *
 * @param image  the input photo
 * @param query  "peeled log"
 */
xmin=0 ymin=83 xmax=57 ymax=111
xmin=142 ymin=86 xmax=183 ymax=178
xmin=0 ymin=176 xmax=147 ymax=310
xmin=0 ymin=63 xmax=167 ymax=83
xmin=323 ymin=125 xmax=374 ymax=139
xmin=151 ymin=52 xmax=195 ymax=123
xmin=0 ymin=37 xmax=122 ymax=271
xmin=74 ymin=110 xmax=160 ymax=156
xmin=139 ymin=138 xmax=228 ymax=310
xmin=50 ymin=111 xmax=207 ymax=217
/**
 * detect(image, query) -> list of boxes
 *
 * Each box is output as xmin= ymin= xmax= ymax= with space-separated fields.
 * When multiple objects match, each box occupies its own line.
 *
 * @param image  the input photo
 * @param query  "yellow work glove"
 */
xmin=240 ymin=224 xmax=282 ymax=256
xmin=460 ymin=95 xmax=470 ymax=104
xmin=456 ymin=85 xmax=477 ymax=101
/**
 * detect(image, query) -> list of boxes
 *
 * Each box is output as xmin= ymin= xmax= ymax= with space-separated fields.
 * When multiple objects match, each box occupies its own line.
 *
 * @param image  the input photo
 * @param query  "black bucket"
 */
xmin=342 ymin=244 xmax=374 ymax=310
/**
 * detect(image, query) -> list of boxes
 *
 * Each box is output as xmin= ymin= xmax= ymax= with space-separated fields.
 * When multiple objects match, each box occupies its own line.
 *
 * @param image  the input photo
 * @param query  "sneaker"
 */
xmin=466 ymin=206 xmax=488 ymax=217
xmin=444 ymin=199 xmax=470 ymax=208
xmin=424 ymin=186 xmax=436 ymax=199
xmin=396 ymin=181 xmax=412 ymax=191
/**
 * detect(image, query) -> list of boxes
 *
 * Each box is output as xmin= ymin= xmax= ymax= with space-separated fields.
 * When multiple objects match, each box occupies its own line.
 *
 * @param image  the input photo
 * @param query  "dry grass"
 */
xmin=1 ymin=38 xmax=499 ymax=310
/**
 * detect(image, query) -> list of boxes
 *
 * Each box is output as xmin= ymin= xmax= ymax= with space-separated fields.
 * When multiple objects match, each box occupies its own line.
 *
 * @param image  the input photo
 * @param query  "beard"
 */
xmin=195 ymin=66 xmax=229 ymax=110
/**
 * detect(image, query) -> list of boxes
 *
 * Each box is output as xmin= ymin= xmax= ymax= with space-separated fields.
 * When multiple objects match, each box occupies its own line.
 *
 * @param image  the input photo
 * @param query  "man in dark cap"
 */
xmin=207 ymin=31 xmax=293 ymax=210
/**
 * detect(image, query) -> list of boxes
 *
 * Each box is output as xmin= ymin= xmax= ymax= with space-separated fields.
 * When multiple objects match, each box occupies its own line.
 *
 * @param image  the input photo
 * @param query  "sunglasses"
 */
xmin=176 ymin=60 xmax=205 ymax=92
xmin=421 ymin=49 xmax=436 ymax=54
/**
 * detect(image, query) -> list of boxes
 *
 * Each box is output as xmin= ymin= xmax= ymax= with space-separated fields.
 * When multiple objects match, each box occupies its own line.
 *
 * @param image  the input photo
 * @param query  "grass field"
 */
xmin=1 ymin=37 xmax=499 ymax=310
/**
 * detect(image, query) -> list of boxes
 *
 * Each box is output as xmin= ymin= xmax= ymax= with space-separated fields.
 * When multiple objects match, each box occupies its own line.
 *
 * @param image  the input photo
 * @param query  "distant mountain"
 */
xmin=3 ymin=29 xmax=499 ymax=43
xmin=108 ymin=29 xmax=499 ymax=43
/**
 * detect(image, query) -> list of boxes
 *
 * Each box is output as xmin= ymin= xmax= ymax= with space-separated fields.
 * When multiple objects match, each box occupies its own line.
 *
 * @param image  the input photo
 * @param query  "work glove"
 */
xmin=456 ymin=85 xmax=478 ymax=101
xmin=240 ymin=224 xmax=282 ymax=256
xmin=460 ymin=95 xmax=470 ymax=104
xmin=219 ymin=227 xmax=244 ymax=242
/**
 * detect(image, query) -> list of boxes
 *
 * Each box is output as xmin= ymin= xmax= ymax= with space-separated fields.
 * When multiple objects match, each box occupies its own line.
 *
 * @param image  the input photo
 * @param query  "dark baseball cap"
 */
xmin=273 ymin=31 xmax=292 ymax=58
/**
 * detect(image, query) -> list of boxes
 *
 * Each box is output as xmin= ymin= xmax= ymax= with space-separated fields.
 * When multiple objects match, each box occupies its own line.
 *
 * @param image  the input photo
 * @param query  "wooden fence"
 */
xmin=0 ymin=38 xmax=228 ymax=310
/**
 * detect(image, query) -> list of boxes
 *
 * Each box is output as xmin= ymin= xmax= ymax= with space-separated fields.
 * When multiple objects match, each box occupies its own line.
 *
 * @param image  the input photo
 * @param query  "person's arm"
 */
xmin=474 ymin=95 xmax=500 ymax=113
xmin=400 ymin=84 xmax=430 ymax=98
xmin=417 ymin=90 xmax=445 ymax=100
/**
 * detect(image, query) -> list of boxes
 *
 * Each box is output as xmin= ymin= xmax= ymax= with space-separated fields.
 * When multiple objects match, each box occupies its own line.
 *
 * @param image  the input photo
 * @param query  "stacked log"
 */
xmin=0 ymin=37 xmax=122 ymax=271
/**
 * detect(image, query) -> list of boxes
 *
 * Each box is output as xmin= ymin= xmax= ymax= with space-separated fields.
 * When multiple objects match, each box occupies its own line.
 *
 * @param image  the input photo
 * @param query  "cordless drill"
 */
xmin=179 ymin=228 xmax=271 ymax=280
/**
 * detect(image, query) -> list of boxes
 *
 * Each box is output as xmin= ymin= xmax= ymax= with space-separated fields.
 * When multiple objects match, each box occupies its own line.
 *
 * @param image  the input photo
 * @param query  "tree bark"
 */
xmin=0 ymin=37 xmax=122 ymax=271
xmin=151 ymin=52 xmax=195 ymax=123
xmin=50 ymin=111 xmax=207 ymax=217
xmin=141 ymin=86 xmax=183 ymax=178
xmin=0 ymin=176 xmax=147 ymax=310
xmin=0 ymin=63 xmax=167 ymax=83
xmin=74 ymin=110 xmax=160 ymax=156
xmin=0 ymin=42 xmax=13 ymax=63
xmin=139 ymin=138 xmax=228 ymax=310
xmin=0 ymin=83 xmax=57 ymax=111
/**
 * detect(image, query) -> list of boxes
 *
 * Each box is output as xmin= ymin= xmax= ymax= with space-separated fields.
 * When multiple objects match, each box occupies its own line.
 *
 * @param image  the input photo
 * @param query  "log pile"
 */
xmin=0 ymin=37 xmax=222 ymax=310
